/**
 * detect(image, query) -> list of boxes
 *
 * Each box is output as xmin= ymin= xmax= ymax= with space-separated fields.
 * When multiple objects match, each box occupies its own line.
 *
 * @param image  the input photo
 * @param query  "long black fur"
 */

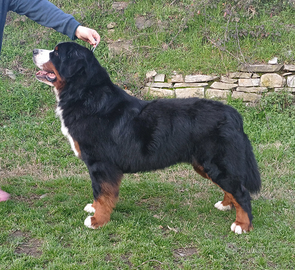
xmin=48 ymin=42 xmax=261 ymax=225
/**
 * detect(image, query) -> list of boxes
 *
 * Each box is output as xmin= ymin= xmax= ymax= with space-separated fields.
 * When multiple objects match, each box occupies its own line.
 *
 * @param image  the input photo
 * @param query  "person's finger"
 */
xmin=90 ymin=31 xmax=101 ymax=47
xmin=93 ymin=32 xmax=101 ymax=45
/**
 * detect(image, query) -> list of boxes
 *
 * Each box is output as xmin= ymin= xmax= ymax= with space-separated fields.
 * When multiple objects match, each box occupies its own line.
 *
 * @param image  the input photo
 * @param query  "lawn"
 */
xmin=1 ymin=1 xmax=295 ymax=269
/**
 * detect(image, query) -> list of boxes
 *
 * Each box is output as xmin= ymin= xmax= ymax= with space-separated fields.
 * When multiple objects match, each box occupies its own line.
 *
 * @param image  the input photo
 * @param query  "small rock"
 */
xmin=174 ymin=82 xmax=208 ymax=88
xmin=167 ymin=225 xmax=178 ymax=232
xmin=144 ymin=87 xmax=174 ymax=98
xmin=107 ymin=22 xmax=117 ymax=29
xmin=171 ymin=74 xmax=184 ymax=83
xmin=211 ymin=82 xmax=238 ymax=90
xmin=260 ymin=73 xmax=284 ymax=88
xmin=146 ymin=70 xmax=157 ymax=79
xmin=206 ymin=89 xmax=231 ymax=99
xmin=282 ymin=72 xmax=293 ymax=77
xmin=154 ymin=74 xmax=165 ymax=82
xmin=268 ymin=57 xmax=278 ymax=65
xmin=287 ymin=75 xmax=295 ymax=87
xmin=228 ymin=72 xmax=239 ymax=79
xmin=185 ymin=74 xmax=218 ymax=83
xmin=175 ymin=88 xmax=204 ymax=98
xmin=146 ymin=82 xmax=172 ymax=88
xmin=238 ymin=78 xmax=260 ymax=87
xmin=5 ymin=69 xmax=16 ymax=80
xmin=251 ymin=73 xmax=260 ymax=78
xmin=284 ymin=64 xmax=295 ymax=72
xmin=220 ymin=76 xmax=238 ymax=84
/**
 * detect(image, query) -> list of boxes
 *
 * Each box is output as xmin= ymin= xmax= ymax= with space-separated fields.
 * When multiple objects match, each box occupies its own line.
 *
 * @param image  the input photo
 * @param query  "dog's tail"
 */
xmin=243 ymin=134 xmax=261 ymax=193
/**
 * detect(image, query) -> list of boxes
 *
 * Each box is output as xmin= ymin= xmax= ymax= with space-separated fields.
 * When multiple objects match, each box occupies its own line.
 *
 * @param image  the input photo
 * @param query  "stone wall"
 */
xmin=143 ymin=64 xmax=295 ymax=102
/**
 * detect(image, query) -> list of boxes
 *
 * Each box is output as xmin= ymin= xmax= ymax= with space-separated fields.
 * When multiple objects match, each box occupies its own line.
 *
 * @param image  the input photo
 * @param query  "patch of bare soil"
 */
xmin=13 ymin=193 xmax=42 ymax=206
xmin=136 ymin=197 xmax=164 ymax=210
xmin=10 ymin=230 xmax=43 ymax=258
xmin=173 ymin=247 xmax=199 ymax=258
xmin=104 ymin=253 xmax=133 ymax=268
xmin=0 ymin=160 xmax=88 ymax=181
xmin=107 ymin=39 xmax=133 ymax=55
xmin=121 ymin=254 xmax=133 ymax=268
xmin=112 ymin=2 xmax=129 ymax=11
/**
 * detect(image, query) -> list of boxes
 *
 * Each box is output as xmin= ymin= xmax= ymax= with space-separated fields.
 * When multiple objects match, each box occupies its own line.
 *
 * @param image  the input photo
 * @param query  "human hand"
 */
xmin=0 ymin=189 xmax=10 ymax=202
xmin=75 ymin=26 xmax=100 ymax=47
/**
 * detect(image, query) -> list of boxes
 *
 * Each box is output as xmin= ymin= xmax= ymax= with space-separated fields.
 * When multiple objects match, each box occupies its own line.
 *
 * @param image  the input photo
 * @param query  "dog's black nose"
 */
xmin=33 ymin=49 xmax=39 ymax=55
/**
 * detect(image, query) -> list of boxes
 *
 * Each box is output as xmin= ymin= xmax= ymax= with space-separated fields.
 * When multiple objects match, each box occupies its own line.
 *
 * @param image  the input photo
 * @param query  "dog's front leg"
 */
xmin=84 ymin=161 xmax=122 ymax=229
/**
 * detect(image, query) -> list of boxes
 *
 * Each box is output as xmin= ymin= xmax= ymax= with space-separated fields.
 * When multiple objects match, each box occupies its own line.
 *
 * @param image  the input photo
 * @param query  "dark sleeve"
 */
xmin=9 ymin=0 xmax=80 ymax=40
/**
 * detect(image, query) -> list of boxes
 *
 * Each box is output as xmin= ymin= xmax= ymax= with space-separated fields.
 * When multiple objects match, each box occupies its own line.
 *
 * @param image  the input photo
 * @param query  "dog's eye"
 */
xmin=54 ymin=46 xmax=59 ymax=56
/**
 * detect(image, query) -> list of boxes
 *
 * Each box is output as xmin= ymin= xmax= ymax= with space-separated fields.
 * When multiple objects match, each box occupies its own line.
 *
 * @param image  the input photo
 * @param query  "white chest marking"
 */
xmin=55 ymin=106 xmax=80 ymax=158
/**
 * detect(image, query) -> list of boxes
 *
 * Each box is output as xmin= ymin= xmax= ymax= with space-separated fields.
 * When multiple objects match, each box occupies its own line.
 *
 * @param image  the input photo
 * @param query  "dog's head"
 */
xmin=33 ymin=42 xmax=96 ymax=92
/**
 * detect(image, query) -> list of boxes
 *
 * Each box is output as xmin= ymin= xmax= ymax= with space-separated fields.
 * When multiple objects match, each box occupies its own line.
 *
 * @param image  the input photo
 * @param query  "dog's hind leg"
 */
xmin=214 ymin=192 xmax=233 ymax=211
xmin=213 ymin=181 xmax=253 ymax=234
xmin=84 ymin=162 xmax=122 ymax=229
xmin=193 ymin=162 xmax=230 ymax=210
xmin=224 ymin=190 xmax=253 ymax=234
xmin=192 ymin=161 xmax=253 ymax=233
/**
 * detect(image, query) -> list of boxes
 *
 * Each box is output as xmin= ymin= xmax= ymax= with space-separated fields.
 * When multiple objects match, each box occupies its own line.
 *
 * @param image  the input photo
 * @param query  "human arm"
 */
xmin=9 ymin=0 xmax=80 ymax=40
xmin=9 ymin=0 xmax=100 ymax=46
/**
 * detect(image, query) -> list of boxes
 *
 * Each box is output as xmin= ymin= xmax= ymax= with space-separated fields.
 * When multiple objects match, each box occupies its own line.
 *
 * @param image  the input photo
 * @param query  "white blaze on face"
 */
xmin=33 ymin=49 xmax=53 ymax=69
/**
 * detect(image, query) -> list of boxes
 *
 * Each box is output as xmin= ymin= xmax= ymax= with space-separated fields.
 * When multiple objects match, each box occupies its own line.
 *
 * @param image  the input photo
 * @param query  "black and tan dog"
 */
xmin=33 ymin=42 xmax=261 ymax=233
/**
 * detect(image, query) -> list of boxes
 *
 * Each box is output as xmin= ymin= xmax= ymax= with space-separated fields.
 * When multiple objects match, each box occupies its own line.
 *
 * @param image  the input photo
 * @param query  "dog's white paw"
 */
xmin=231 ymin=222 xmax=246 ymax=234
xmin=214 ymin=201 xmax=232 ymax=211
xmin=84 ymin=203 xmax=95 ymax=213
xmin=84 ymin=216 xmax=96 ymax=229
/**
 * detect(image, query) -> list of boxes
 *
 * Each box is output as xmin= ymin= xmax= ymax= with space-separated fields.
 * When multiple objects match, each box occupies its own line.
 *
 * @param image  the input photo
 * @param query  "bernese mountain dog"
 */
xmin=33 ymin=42 xmax=261 ymax=234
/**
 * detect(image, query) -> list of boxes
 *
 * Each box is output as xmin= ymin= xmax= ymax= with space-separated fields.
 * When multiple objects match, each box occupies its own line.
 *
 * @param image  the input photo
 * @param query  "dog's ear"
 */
xmin=60 ymin=58 xmax=86 ymax=79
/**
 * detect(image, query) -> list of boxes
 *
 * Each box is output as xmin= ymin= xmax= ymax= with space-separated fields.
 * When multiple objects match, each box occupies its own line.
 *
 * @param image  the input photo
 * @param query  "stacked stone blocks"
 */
xmin=143 ymin=64 xmax=295 ymax=102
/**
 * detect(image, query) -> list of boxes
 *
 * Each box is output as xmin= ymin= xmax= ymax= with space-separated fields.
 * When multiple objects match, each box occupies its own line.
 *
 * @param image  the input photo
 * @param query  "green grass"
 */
xmin=1 ymin=0 xmax=295 ymax=269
